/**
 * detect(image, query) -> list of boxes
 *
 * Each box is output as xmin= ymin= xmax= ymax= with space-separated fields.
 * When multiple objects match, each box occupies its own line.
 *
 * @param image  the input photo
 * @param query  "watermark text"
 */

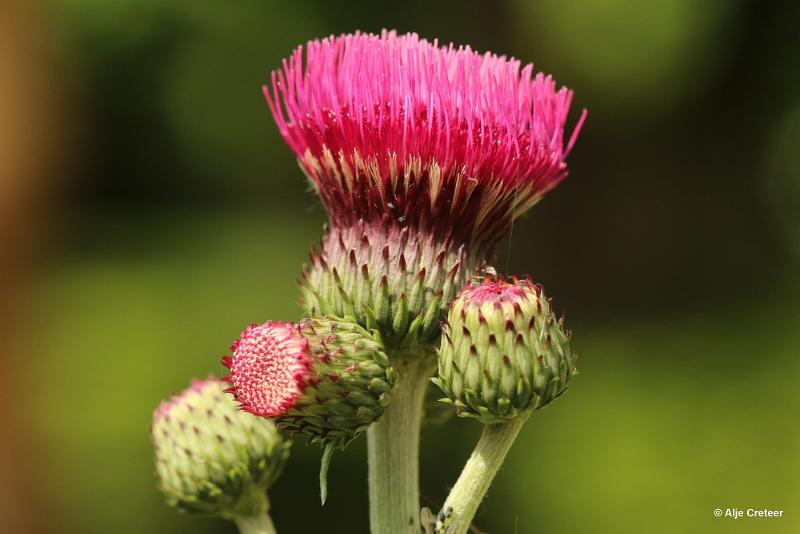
xmin=713 ymin=508 xmax=784 ymax=519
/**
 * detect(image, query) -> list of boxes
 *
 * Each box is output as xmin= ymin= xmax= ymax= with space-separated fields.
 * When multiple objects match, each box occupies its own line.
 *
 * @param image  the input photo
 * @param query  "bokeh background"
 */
xmin=2 ymin=0 xmax=798 ymax=532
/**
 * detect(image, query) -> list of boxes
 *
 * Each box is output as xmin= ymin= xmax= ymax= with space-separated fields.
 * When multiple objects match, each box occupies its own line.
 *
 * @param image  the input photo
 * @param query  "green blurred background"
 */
xmin=1 ymin=0 xmax=798 ymax=533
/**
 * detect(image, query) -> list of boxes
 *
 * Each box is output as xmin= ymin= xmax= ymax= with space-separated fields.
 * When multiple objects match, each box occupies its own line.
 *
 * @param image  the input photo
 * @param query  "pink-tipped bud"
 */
xmin=151 ymin=377 xmax=289 ymax=516
xmin=433 ymin=274 xmax=577 ymax=423
xmin=223 ymin=318 xmax=395 ymax=448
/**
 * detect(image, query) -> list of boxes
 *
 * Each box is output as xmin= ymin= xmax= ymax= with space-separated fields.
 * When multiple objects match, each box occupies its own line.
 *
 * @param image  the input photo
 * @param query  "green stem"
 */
xmin=436 ymin=413 xmax=530 ymax=534
xmin=367 ymin=353 xmax=434 ymax=534
xmin=233 ymin=512 xmax=277 ymax=534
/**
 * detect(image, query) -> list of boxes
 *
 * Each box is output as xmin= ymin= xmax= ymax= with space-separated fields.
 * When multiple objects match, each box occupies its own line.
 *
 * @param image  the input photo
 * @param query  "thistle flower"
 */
xmin=266 ymin=30 xmax=585 ymax=348
xmin=267 ymin=30 xmax=584 ymax=243
xmin=222 ymin=318 xmax=395 ymax=448
xmin=151 ymin=377 xmax=290 ymax=518
xmin=433 ymin=275 xmax=576 ymax=424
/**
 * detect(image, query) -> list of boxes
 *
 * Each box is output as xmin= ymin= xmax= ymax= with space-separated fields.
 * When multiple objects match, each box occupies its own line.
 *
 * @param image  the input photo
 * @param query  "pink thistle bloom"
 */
xmin=266 ymin=29 xmax=585 ymax=250
xmin=222 ymin=321 xmax=312 ymax=417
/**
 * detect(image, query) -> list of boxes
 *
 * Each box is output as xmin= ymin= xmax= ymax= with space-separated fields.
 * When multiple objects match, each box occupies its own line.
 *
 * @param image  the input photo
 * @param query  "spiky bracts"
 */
xmin=300 ymin=218 xmax=483 ymax=349
xmin=151 ymin=378 xmax=290 ymax=517
xmin=266 ymin=30 xmax=585 ymax=251
xmin=433 ymin=276 xmax=576 ymax=424
xmin=223 ymin=318 xmax=395 ymax=449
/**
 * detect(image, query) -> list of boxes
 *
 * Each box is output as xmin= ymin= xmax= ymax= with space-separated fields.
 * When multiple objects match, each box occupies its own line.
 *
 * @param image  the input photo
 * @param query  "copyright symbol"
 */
xmin=714 ymin=508 xmax=722 ymax=517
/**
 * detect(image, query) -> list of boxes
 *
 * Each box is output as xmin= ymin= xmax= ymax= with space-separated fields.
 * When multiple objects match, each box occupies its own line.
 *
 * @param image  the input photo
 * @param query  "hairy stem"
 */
xmin=233 ymin=512 xmax=277 ymax=534
xmin=368 ymin=353 xmax=434 ymax=534
xmin=436 ymin=413 xmax=530 ymax=534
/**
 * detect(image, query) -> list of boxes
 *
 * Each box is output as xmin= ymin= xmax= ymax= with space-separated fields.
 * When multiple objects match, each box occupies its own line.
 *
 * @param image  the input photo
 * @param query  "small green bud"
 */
xmin=433 ymin=276 xmax=576 ymax=423
xmin=151 ymin=377 xmax=290 ymax=517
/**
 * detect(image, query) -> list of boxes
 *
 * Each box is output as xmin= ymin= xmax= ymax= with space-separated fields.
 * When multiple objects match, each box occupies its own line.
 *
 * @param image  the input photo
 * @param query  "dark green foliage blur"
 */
xmin=22 ymin=0 xmax=799 ymax=532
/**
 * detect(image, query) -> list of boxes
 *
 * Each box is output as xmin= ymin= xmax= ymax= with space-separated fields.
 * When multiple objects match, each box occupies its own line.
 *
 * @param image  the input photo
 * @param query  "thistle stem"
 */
xmin=367 ymin=353 xmax=434 ymax=534
xmin=233 ymin=512 xmax=277 ymax=534
xmin=436 ymin=413 xmax=530 ymax=534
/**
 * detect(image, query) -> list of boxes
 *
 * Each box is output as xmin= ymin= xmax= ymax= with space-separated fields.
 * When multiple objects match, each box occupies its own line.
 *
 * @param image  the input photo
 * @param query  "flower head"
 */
xmin=223 ymin=321 xmax=312 ymax=417
xmin=266 ymin=30 xmax=585 ymax=251
xmin=151 ymin=377 xmax=290 ymax=517
xmin=223 ymin=317 xmax=395 ymax=448
xmin=433 ymin=275 xmax=577 ymax=423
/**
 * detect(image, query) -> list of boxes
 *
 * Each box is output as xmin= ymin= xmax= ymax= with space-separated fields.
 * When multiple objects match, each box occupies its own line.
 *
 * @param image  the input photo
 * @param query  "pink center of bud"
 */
xmin=224 ymin=321 xmax=312 ymax=417
xmin=460 ymin=277 xmax=536 ymax=307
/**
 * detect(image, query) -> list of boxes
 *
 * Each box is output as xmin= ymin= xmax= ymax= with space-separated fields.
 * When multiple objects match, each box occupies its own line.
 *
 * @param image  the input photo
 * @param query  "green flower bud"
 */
xmin=433 ymin=276 xmax=577 ymax=424
xmin=151 ymin=377 xmax=290 ymax=517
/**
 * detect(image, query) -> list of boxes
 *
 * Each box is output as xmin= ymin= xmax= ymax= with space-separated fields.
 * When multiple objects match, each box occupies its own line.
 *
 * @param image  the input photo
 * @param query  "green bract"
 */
xmin=277 ymin=318 xmax=397 ymax=448
xmin=300 ymin=219 xmax=480 ymax=351
xmin=433 ymin=276 xmax=577 ymax=424
xmin=151 ymin=378 xmax=290 ymax=517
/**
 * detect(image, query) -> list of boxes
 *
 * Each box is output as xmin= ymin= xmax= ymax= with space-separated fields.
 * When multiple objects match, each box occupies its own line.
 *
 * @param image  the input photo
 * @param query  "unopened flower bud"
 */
xmin=151 ymin=378 xmax=290 ymax=517
xmin=223 ymin=318 xmax=395 ymax=448
xmin=433 ymin=276 xmax=576 ymax=423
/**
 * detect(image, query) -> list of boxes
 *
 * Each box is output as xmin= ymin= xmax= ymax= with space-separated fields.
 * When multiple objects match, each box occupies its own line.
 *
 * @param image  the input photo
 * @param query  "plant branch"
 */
xmin=435 ymin=413 xmax=530 ymax=534
xmin=367 ymin=352 xmax=434 ymax=534
xmin=233 ymin=511 xmax=278 ymax=534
